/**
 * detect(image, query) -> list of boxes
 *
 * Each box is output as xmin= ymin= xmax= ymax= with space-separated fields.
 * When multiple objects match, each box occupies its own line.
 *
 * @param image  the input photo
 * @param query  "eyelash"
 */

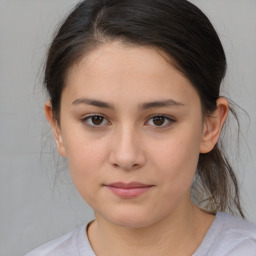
xmin=145 ymin=114 xmax=176 ymax=128
xmin=81 ymin=114 xmax=110 ymax=129
xmin=81 ymin=114 xmax=176 ymax=129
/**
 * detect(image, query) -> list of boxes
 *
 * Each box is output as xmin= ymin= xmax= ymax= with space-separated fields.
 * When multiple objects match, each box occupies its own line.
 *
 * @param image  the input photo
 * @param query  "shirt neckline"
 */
xmin=193 ymin=212 xmax=223 ymax=255
xmin=79 ymin=212 xmax=224 ymax=256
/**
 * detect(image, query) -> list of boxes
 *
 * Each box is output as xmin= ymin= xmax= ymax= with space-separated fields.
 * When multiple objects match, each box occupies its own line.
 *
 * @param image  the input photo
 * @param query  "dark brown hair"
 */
xmin=44 ymin=0 xmax=244 ymax=217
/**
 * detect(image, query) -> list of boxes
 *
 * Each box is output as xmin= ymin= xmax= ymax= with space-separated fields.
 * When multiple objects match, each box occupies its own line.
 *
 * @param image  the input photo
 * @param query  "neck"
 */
xmin=88 ymin=203 xmax=215 ymax=256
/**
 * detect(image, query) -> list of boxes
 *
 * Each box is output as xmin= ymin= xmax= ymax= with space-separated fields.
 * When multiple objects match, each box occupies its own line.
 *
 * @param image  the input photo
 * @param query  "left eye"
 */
xmin=146 ymin=115 xmax=174 ymax=127
xmin=82 ymin=115 xmax=109 ymax=127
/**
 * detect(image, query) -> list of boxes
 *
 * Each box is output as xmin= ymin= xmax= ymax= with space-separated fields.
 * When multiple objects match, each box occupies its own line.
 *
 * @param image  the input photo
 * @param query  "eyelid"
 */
xmin=145 ymin=114 xmax=176 ymax=128
xmin=81 ymin=113 xmax=176 ymax=129
xmin=81 ymin=113 xmax=111 ymax=128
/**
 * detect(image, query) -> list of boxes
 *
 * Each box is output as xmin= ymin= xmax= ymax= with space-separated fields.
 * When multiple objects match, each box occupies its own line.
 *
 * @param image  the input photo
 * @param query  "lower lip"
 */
xmin=106 ymin=186 xmax=153 ymax=198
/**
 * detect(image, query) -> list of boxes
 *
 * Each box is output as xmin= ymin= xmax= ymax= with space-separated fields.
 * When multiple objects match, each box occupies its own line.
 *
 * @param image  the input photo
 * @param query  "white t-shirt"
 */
xmin=25 ymin=212 xmax=256 ymax=256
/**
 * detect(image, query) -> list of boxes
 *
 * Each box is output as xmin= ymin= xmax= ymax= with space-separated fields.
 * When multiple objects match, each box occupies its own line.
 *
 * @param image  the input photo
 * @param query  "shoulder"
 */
xmin=24 ymin=224 xmax=89 ymax=256
xmin=216 ymin=212 xmax=256 ymax=238
xmin=207 ymin=212 xmax=256 ymax=255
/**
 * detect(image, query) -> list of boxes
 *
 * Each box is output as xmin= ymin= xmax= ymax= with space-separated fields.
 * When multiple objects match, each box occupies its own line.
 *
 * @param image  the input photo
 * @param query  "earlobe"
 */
xmin=200 ymin=97 xmax=229 ymax=154
xmin=45 ymin=101 xmax=66 ymax=157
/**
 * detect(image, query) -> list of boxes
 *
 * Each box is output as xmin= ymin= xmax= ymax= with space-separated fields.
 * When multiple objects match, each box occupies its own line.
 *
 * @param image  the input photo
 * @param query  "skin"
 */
xmin=45 ymin=41 xmax=228 ymax=256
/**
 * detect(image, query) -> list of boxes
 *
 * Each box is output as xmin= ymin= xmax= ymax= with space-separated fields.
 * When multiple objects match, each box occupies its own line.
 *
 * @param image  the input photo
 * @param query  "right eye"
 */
xmin=82 ymin=115 xmax=110 ymax=128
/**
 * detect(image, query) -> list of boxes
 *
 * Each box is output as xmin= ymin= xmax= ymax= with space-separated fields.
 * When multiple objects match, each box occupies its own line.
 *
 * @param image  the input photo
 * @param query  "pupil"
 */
xmin=153 ymin=116 xmax=164 ymax=126
xmin=92 ymin=116 xmax=104 ymax=125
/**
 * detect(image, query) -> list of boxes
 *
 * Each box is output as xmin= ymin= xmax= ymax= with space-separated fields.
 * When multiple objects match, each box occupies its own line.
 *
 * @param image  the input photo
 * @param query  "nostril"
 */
xmin=109 ymin=141 xmax=146 ymax=170
xmin=112 ymin=162 xmax=140 ymax=171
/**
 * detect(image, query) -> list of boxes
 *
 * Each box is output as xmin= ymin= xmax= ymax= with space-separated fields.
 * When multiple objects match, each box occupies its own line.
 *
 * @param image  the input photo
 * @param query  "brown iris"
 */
xmin=152 ymin=116 xmax=165 ymax=126
xmin=91 ymin=116 xmax=104 ymax=125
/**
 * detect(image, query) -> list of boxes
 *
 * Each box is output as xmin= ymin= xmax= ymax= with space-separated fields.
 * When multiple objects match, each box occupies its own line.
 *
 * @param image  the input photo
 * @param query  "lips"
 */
xmin=104 ymin=182 xmax=153 ymax=198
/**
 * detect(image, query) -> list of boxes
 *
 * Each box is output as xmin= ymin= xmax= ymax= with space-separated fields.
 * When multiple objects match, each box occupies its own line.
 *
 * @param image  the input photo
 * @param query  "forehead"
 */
xmin=64 ymin=41 xmax=200 ymax=108
xmin=68 ymin=41 xmax=179 ymax=83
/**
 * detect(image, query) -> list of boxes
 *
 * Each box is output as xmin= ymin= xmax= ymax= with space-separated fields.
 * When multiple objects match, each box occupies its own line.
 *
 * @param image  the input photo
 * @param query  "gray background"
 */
xmin=0 ymin=1 xmax=255 ymax=255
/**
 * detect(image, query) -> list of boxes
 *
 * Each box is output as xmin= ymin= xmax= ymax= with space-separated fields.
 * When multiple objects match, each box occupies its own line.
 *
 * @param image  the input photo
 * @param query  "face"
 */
xmin=49 ymin=41 xmax=213 ymax=228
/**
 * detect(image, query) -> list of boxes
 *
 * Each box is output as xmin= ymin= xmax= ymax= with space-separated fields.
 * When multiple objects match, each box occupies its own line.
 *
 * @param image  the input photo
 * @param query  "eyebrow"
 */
xmin=72 ymin=98 xmax=114 ymax=109
xmin=140 ymin=99 xmax=184 ymax=110
xmin=72 ymin=98 xmax=184 ymax=110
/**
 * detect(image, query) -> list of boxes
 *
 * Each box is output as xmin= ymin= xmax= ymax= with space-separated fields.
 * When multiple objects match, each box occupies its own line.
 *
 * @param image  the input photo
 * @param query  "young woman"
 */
xmin=25 ymin=0 xmax=256 ymax=255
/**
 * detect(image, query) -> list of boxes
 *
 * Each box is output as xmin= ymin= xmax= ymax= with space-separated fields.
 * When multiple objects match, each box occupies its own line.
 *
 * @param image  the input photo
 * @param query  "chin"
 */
xmin=102 ymin=208 xmax=161 ymax=229
xmin=111 ymin=218 xmax=152 ymax=229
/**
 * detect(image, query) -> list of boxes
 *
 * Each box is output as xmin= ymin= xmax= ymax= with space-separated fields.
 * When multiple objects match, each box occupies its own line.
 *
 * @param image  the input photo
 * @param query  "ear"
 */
xmin=45 ymin=101 xmax=66 ymax=157
xmin=200 ymin=97 xmax=229 ymax=153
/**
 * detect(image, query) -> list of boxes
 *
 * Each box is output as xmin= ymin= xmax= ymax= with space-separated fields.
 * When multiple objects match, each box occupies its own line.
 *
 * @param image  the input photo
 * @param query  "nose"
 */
xmin=109 ymin=125 xmax=146 ymax=171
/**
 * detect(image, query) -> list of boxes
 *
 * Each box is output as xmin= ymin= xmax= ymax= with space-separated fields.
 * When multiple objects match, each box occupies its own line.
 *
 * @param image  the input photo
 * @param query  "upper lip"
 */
xmin=105 ymin=182 xmax=153 ymax=188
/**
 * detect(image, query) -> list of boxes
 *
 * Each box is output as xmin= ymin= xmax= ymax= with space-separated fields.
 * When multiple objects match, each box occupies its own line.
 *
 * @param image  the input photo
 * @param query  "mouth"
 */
xmin=104 ymin=182 xmax=154 ymax=198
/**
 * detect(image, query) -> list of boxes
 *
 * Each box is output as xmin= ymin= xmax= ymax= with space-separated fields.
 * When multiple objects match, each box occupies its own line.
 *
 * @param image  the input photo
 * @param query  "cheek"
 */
xmin=62 ymin=123 xmax=108 ymax=170
xmin=150 ymin=125 xmax=202 ymax=190
xmin=62 ymin=133 xmax=108 ymax=198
